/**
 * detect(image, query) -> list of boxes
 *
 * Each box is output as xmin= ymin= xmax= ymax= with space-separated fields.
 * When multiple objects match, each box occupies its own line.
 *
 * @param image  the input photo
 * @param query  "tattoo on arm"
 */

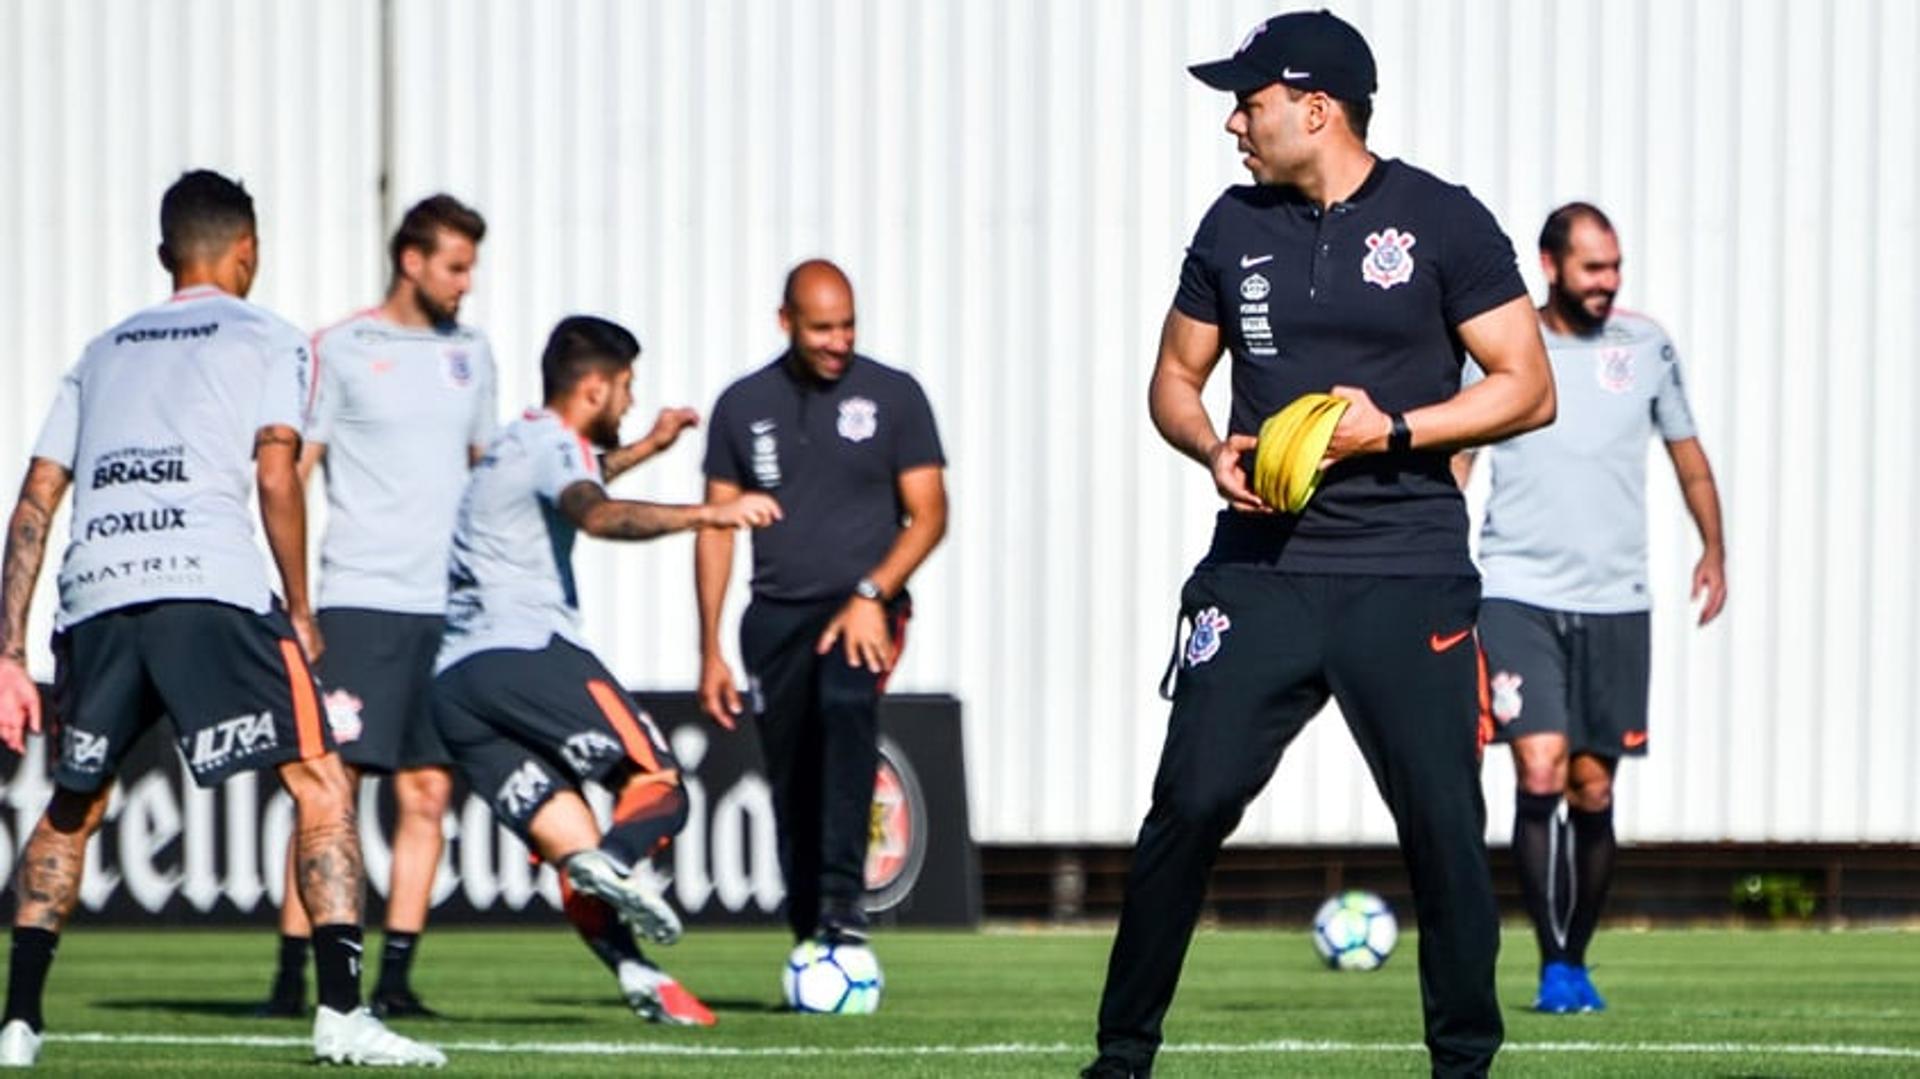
xmin=2 ymin=461 xmax=70 ymax=660
xmin=557 ymin=481 xmax=701 ymax=541
xmin=598 ymin=443 xmax=647 ymax=483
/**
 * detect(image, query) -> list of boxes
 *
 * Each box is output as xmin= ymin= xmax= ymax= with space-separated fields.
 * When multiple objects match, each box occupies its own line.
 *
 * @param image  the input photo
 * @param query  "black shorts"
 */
xmin=433 ymin=637 xmax=679 ymax=839
xmin=316 ymin=608 xmax=451 ymax=773
xmin=1479 ymin=598 xmax=1651 ymax=757
xmin=51 ymin=601 xmax=333 ymax=791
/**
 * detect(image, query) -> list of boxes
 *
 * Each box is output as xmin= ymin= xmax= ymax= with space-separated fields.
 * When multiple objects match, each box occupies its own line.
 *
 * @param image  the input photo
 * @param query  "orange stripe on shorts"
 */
xmin=586 ymin=679 xmax=662 ymax=773
xmin=278 ymin=639 xmax=326 ymax=760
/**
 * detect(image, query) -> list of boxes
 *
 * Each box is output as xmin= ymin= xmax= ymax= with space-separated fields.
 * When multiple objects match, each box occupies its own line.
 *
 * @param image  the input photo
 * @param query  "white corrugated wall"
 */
xmin=2 ymin=0 xmax=1915 ymax=845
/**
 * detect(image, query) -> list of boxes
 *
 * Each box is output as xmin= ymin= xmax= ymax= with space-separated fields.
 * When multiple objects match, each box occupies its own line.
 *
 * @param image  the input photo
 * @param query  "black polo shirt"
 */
xmin=704 ymin=352 xmax=945 ymax=602
xmin=1175 ymin=157 xmax=1526 ymax=576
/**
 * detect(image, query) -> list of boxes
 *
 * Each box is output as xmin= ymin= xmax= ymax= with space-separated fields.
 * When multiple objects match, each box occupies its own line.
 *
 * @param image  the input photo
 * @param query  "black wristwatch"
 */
xmin=1387 ymin=412 xmax=1412 ymax=454
xmin=854 ymin=577 xmax=886 ymax=603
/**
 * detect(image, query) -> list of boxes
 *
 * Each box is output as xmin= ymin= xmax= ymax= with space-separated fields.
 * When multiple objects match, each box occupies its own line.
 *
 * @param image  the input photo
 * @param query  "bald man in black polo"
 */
xmin=696 ymin=261 xmax=948 ymax=954
xmin=1083 ymin=12 xmax=1555 ymax=1079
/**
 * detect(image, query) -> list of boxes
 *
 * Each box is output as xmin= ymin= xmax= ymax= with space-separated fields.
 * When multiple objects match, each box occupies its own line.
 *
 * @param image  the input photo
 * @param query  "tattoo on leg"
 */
xmin=295 ymin=813 xmax=365 ymax=926
xmin=14 ymin=818 xmax=90 ymax=931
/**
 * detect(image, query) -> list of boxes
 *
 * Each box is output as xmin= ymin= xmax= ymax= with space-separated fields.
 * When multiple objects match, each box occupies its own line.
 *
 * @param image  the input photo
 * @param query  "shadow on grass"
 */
xmin=529 ymin=995 xmax=789 ymax=1015
xmin=90 ymin=999 xmax=593 ymax=1026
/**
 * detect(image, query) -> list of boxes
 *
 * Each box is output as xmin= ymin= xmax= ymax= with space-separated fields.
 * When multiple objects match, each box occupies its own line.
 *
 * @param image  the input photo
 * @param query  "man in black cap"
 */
xmin=1084 ymin=10 xmax=1556 ymax=1079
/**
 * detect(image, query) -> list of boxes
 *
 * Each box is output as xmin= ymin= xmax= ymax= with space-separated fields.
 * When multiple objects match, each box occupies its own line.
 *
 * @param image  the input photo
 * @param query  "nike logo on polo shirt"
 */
xmin=1282 ymin=67 xmax=1312 ymax=80
xmin=1428 ymin=629 xmax=1472 ymax=653
xmin=1240 ymin=254 xmax=1274 ymax=269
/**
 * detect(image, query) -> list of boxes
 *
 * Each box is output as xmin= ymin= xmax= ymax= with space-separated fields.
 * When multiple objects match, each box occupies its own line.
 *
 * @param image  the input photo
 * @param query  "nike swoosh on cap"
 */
xmin=1282 ymin=67 xmax=1312 ymax=79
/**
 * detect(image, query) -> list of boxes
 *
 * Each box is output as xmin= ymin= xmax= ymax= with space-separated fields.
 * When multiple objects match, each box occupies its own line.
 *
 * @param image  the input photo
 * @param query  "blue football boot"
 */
xmin=1569 ymin=965 xmax=1608 ymax=1012
xmin=1532 ymin=960 xmax=1583 ymax=1014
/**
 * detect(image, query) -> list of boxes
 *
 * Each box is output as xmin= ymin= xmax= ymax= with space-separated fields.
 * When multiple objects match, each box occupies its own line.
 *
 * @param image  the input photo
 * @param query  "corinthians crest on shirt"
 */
xmin=1185 ymin=606 xmax=1232 ymax=667
xmin=442 ymin=347 xmax=473 ymax=388
xmin=838 ymin=396 xmax=879 ymax=442
xmin=1597 ymin=347 xmax=1635 ymax=393
xmin=1362 ymin=228 xmax=1417 ymax=290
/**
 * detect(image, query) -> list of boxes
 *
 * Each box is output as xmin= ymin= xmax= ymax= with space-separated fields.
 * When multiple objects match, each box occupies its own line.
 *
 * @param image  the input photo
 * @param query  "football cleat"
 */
xmin=1569 ymin=965 xmax=1608 ymax=1013
xmin=312 ymin=1005 xmax=447 ymax=1067
xmin=254 ymin=976 xmax=307 ymax=1019
xmin=565 ymin=850 xmax=682 ymax=946
xmin=0 ymin=1020 xmax=41 ymax=1068
xmin=370 ymin=989 xmax=443 ymax=1020
xmin=617 ymin=960 xmax=716 ymax=1026
xmin=1532 ymin=960 xmax=1584 ymax=1014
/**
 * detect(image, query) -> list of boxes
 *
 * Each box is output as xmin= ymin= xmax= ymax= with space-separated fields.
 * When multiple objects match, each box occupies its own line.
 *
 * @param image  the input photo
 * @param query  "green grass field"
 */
xmin=21 ymin=925 xmax=1920 ymax=1076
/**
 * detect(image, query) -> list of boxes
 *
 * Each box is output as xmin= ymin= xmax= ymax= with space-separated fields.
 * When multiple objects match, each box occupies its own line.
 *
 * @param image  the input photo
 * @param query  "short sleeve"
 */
xmin=1652 ymin=336 xmax=1698 ymax=441
xmin=30 ymin=366 xmax=82 ymax=468
xmin=1440 ymin=189 xmax=1528 ymax=327
xmin=255 ymin=327 xmax=310 ymax=436
xmin=468 ymin=339 xmax=500 ymax=450
xmin=702 ymin=389 xmax=745 ymax=484
xmin=305 ymin=331 xmax=344 ymax=444
xmin=533 ymin=424 xmax=603 ymax=503
xmin=891 ymin=376 xmax=946 ymax=471
xmin=1171 ymin=200 xmax=1224 ymax=324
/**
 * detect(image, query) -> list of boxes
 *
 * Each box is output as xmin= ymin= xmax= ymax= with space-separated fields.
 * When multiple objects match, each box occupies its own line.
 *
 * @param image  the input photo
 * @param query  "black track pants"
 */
xmin=1096 ymin=568 xmax=1503 ymax=1078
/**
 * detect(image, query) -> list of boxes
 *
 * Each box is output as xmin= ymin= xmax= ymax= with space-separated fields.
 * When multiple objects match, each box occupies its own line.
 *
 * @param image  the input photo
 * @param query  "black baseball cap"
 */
xmin=1189 ymin=9 xmax=1377 ymax=101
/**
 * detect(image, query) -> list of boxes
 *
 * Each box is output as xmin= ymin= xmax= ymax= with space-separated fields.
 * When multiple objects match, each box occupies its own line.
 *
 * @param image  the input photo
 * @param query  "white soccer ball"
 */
xmin=782 ymin=939 xmax=884 ymax=1014
xmin=1311 ymin=890 xmax=1398 ymax=971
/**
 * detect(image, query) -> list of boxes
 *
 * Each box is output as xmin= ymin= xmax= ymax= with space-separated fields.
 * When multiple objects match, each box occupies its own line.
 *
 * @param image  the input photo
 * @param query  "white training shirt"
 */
xmin=437 ymin=409 xmax=604 ymax=672
xmin=1469 ymin=310 xmax=1699 ymax=612
xmin=307 ymin=312 xmax=497 ymax=614
xmin=31 ymin=285 xmax=312 ymax=630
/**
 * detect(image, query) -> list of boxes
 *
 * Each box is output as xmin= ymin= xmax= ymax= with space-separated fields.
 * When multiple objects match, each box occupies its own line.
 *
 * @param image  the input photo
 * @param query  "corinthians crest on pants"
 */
xmin=1490 ymin=671 xmax=1524 ymax=724
xmin=1185 ymin=606 xmax=1231 ymax=667
xmin=1362 ymin=228 xmax=1417 ymax=290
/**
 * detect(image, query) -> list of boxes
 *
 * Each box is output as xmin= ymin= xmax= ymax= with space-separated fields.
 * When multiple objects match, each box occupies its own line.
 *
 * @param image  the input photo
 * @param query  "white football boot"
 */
xmin=0 ymin=1020 xmax=40 ymax=1067
xmin=312 ymin=1005 xmax=447 ymax=1067
xmin=564 ymin=850 xmax=682 ymax=945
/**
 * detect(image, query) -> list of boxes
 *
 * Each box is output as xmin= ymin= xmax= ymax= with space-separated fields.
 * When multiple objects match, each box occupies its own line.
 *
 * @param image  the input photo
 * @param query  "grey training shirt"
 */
xmin=437 ymin=409 xmax=603 ymax=672
xmin=1471 ymin=311 xmax=1698 ymax=612
xmin=32 ymin=285 xmax=312 ymax=630
xmin=308 ymin=312 xmax=497 ymax=614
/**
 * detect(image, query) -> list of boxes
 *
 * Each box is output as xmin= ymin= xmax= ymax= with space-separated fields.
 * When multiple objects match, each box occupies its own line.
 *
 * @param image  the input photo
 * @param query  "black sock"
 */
xmin=4 ymin=929 xmax=59 ymax=1033
xmin=375 ymin=932 xmax=419 ymax=997
xmin=1513 ymin=790 xmax=1573 ymax=967
xmin=311 ymin=924 xmax=364 ymax=1014
xmin=1565 ymin=805 xmax=1617 ymax=967
xmin=272 ymin=934 xmax=309 ymax=1000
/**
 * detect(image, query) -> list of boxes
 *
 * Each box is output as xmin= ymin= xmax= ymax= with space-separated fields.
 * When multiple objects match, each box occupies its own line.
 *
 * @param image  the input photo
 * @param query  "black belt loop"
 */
xmin=1158 ymin=610 xmax=1190 ymax=702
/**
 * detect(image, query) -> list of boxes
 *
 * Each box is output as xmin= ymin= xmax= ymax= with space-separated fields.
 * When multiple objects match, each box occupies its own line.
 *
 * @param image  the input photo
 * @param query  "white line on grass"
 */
xmin=40 ymin=1032 xmax=1920 ymax=1060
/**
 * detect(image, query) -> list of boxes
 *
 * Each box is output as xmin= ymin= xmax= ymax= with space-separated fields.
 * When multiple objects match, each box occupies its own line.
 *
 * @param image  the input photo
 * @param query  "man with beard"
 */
xmin=1084 ymin=11 xmax=1556 ymax=1078
xmin=431 ymin=315 xmax=779 ymax=1024
xmin=696 ymin=260 xmax=948 ymax=954
xmin=1459 ymin=202 xmax=1726 ymax=1014
xmin=0 ymin=169 xmax=444 ymax=1067
xmin=261 ymin=194 xmax=504 ymax=1018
